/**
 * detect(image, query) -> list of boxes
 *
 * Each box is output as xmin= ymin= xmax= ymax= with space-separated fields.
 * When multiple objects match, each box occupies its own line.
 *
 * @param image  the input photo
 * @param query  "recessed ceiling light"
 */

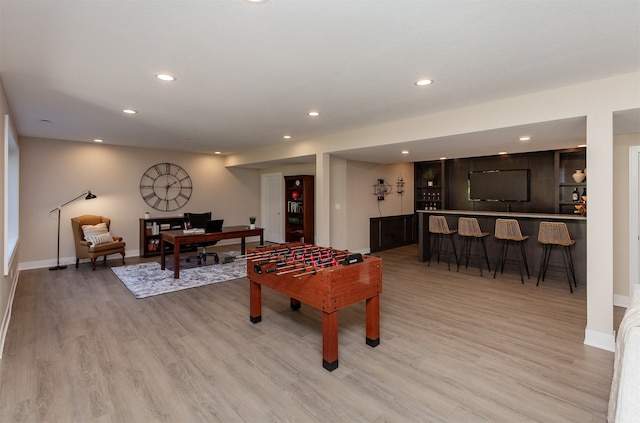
xmin=307 ymin=111 xmax=320 ymax=117
xmin=123 ymin=109 xmax=137 ymax=114
xmin=245 ymin=0 xmax=267 ymax=3
xmin=283 ymin=135 xmax=291 ymax=139
xmin=577 ymin=144 xmax=587 ymax=148
xmin=156 ymin=74 xmax=176 ymax=82
xmin=498 ymin=151 xmax=508 ymax=155
xmin=93 ymin=139 xmax=103 ymax=143
xmin=401 ymin=150 xmax=409 ymax=155
xmin=519 ymin=136 xmax=531 ymax=141
xmin=214 ymin=151 xmax=221 ymax=155
xmin=439 ymin=157 xmax=447 ymax=160
xmin=415 ymin=79 xmax=433 ymax=86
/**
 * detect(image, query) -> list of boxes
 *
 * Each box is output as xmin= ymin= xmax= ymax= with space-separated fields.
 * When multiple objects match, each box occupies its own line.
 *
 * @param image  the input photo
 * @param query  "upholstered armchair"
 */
xmin=70 ymin=215 xmax=125 ymax=270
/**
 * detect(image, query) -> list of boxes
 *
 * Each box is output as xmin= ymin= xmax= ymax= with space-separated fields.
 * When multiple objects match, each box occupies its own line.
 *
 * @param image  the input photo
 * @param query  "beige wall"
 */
xmin=613 ymin=133 xmax=640 ymax=302
xmin=260 ymin=158 xmax=413 ymax=253
xmin=19 ymin=138 xmax=261 ymax=269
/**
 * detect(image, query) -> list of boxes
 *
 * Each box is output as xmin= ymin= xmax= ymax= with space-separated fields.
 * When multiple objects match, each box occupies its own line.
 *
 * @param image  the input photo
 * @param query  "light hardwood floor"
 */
xmin=0 ymin=244 xmax=624 ymax=422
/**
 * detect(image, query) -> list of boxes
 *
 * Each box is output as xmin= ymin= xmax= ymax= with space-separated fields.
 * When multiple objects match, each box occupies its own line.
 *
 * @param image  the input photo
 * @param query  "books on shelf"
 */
xmin=287 ymin=200 xmax=303 ymax=213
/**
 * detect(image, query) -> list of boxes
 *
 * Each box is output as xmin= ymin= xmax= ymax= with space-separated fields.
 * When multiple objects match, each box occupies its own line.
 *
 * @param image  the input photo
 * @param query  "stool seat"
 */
xmin=536 ymin=221 xmax=577 ymax=293
xmin=457 ymin=217 xmax=491 ymax=276
xmin=428 ymin=215 xmax=458 ymax=270
xmin=493 ymin=218 xmax=530 ymax=283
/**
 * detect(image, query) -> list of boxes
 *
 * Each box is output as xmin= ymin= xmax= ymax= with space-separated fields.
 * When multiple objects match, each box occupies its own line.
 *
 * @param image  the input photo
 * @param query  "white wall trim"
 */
xmin=0 ymin=263 xmax=19 ymax=358
xmin=629 ymin=146 xmax=640 ymax=293
xmin=584 ymin=328 xmax=616 ymax=352
xmin=614 ymin=294 xmax=630 ymax=309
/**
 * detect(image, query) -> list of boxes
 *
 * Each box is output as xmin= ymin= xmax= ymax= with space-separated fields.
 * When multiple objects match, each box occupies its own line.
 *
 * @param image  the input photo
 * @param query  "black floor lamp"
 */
xmin=49 ymin=191 xmax=97 ymax=271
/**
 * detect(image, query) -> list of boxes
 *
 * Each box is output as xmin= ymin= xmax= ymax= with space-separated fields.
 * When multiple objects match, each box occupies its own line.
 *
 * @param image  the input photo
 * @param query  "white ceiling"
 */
xmin=1 ymin=0 xmax=639 ymax=165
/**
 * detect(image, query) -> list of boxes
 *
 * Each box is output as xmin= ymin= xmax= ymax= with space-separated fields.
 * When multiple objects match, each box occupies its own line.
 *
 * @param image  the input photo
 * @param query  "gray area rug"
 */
xmin=111 ymin=254 xmax=246 ymax=299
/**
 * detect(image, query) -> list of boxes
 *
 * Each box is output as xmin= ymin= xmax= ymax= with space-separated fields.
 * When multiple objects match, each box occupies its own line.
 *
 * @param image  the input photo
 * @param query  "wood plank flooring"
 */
xmin=0 ymin=244 xmax=624 ymax=422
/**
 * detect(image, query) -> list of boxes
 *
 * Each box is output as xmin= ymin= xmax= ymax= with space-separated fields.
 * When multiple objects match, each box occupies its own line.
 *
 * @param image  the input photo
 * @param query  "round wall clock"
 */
xmin=140 ymin=162 xmax=192 ymax=211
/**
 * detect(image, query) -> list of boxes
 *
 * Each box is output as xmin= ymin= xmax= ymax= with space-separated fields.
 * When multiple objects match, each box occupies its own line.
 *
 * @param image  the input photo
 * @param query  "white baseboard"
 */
xmin=614 ymin=294 xmax=630 ymax=308
xmin=19 ymin=248 xmax=141 ymax=271
xmin=0 ymin=265 xmax=19 ymax=358
xmin=584 ymin=328 xmax=616 ymax=352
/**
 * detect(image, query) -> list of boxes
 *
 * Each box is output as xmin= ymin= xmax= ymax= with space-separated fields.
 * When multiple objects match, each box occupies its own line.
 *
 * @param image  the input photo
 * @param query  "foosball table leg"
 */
xmin=365 ymin=295 xmax=380 ymax=347
xmin=322 ymin=311 xmax=339 ymax=371
xmin=290 ymin=298 xmax=301 ymax=311
xmin=249 ymin=280 xmax=262 ymax=323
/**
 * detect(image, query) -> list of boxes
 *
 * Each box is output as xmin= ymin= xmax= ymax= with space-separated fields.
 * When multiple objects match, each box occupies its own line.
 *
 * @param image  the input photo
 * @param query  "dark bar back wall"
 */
xmin=446 ymin=151 xmax=556 ymax=213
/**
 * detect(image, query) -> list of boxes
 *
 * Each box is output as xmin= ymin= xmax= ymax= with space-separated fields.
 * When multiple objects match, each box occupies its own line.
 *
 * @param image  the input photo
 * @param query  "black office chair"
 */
xmin=185 ymin=212 xmax=219 ymax=265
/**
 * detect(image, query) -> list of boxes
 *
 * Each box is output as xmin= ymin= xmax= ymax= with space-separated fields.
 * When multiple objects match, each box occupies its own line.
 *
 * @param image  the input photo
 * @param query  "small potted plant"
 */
xmin=249 ymin=216 xmax=256 ymax=229
xmin=424 ymin=168 xmax=436 ymax=187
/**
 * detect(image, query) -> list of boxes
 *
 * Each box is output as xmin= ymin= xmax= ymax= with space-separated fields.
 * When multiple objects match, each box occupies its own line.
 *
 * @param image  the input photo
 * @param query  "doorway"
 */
xmin=261 ymin=172 xmax=283 ymax=243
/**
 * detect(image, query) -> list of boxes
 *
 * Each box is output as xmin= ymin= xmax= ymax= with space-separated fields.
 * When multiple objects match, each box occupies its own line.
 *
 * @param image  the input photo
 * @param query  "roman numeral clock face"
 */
xmin=140 ymin=163 xmax=192 ymax=211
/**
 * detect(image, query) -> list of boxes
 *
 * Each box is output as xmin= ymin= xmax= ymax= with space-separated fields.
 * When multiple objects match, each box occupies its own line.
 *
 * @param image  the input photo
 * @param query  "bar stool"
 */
xmin=536 ymin=221 xmax=577 ymax=293
xmin=493 ymin=218 xmax=530 ymax=284
xmin=428 ymin=215 xmax=458 ymax=270
xmin=457 ymin=217 xmax=491 ymax=276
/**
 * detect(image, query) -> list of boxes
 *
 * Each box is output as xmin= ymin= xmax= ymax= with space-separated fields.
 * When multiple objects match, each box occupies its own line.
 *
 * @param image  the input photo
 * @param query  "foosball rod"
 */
xmin=291 ymin=267 xmax=327 ymax=278
xmin=249 ymin=246 xmax=326 ymax=263
xmin=235 ymin=244 xmax=315 ymax=260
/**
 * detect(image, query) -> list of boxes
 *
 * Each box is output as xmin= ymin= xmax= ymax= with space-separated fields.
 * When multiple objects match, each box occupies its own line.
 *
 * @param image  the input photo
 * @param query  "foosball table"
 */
xmin=244 ymin=242 xmax=382 ymax=371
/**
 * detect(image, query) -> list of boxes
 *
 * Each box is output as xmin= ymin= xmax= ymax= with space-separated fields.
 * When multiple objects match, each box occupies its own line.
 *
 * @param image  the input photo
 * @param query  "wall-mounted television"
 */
xmin=468 ymin=169 xmax=530 ymax=202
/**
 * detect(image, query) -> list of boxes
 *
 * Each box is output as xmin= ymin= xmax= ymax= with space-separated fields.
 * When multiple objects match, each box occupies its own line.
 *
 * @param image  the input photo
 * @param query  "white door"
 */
xmin=261 ymin=173 xmax=283 ymax=243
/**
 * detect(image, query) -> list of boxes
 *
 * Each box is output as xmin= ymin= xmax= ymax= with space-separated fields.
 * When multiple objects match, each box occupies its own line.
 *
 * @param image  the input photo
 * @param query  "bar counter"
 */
xmin=417 ymin=210 xmax=586 ymax=284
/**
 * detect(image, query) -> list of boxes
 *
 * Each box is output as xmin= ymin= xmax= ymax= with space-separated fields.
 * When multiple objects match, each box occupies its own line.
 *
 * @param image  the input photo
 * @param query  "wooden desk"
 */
xmin=160 ymin=226 xmax=264 ymax=278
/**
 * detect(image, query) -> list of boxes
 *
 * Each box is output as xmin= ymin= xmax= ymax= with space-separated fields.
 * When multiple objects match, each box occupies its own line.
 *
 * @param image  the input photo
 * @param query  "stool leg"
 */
xmin=537 ymin=244 xmax=552 ymax=286
xmin=562 ymin=246 xmax=577 ymax=294
xmin=565 ymin=246 xmax=577 ymax=288
xmin=480 ymin=237 xmax=491 ymax=273
xmin=519 ymin=241 xmax=530 ymax=279
xmin=449 ymin=235 xmax=458 ymax=271
xmin=457 ymin=237 xmax=467 ymax=271
xmin=493 ymin=240 xmax=506 ymax=279
xmin=542 ymin=245 xmax=554 ymax=281
xmin=560 ymin=246 xmax=574 ymax=293
xmin=465 ymin=238 xmax=472 ymax=269
xmin=501 ymin=241 xmax=509 ymax=275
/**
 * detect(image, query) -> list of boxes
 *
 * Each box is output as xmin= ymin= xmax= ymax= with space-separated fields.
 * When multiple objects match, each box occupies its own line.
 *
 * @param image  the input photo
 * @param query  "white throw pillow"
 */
xmin=86 ymin=232 xmax=113 ymax=246
xmin=82 ymin=222 xmax=108 ymax=240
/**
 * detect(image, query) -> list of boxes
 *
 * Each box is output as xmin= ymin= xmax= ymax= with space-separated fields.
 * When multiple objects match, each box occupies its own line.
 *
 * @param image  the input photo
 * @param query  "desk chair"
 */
xmin=185 ymin=212 xmax=219 ymax=265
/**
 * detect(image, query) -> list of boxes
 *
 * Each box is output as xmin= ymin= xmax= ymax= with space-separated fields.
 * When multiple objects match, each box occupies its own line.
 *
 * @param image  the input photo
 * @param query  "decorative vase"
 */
xmin=572 ymin=169 xmax=586 ymax=183
xmin=144 ymin=212 xmax=150 ymax=219
xmin=250 ymin=223 xmax=255 ymax=229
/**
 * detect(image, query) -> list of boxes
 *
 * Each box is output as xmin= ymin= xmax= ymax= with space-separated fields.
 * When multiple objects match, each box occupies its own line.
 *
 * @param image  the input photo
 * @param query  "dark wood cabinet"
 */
xmin=284 ymin=175 xmax=314 ymax=244
xmin=370 ymin=214 xmax=416 ymax=253
xmin=139 ymin=216 xmax=190 ymax=257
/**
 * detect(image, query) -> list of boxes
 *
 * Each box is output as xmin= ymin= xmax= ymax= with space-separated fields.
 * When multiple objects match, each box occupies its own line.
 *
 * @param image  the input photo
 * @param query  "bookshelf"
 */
xmin=284 ymin=175 xmax=314 ymax=244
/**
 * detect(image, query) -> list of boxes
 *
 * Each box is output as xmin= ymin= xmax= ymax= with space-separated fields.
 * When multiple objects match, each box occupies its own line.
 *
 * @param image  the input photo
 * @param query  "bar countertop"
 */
xmin=416 ymin=209 xmax=586 ymax=221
